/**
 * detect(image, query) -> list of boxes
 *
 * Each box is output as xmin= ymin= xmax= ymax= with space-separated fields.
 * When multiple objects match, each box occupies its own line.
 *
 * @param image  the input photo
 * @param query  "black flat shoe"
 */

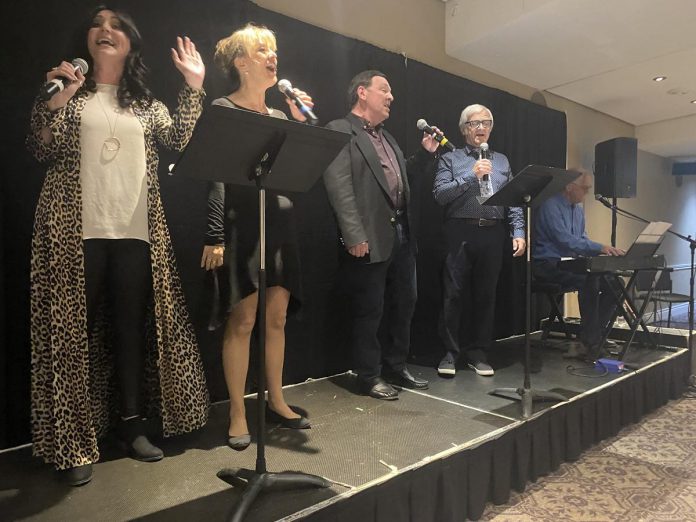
xmin=63 ymin=463 xmax=93 ymax=487
xmin=266 ymin=407 xmax=311 ymax=429
xmin=358 ymin=376 xmax=399 ymax=400
xmin=383 ymin=367 xmax=429 ymax=390
xmin=118 ymin=417 xmax=164 ymax=462
xmin=227 ymin=433 xmax=251 ymax=451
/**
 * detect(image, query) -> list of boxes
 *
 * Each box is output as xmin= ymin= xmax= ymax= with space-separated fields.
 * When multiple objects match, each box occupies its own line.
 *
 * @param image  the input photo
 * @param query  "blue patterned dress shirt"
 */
xmin=432 ymin=144 xmax=525 ymax=238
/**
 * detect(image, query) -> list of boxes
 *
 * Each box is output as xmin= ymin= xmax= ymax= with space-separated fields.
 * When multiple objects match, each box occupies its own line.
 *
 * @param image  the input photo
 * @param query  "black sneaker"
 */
xmin=437 ymin=353 xmax=456 ymax=376
xmin=468 ymin=361 xmax=494 ymax=376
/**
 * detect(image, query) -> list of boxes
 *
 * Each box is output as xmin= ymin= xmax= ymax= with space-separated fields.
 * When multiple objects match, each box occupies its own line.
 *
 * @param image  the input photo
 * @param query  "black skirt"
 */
xmin=210 ymin=186 xmax=302 ymax=327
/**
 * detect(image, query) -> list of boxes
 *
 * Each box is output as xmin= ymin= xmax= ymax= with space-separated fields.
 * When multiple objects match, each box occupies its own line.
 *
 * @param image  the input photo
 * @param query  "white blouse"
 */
xmin=79 ymin=83 xmax=149 ymax=243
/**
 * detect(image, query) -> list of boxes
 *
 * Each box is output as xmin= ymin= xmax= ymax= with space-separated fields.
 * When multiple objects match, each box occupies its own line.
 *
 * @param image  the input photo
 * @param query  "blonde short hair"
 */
xmin=214 ymin=23 xmax=277 ymax=76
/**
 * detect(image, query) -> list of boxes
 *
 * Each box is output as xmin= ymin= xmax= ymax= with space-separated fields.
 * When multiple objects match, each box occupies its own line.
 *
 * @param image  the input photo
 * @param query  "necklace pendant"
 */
xmin=103 ymin=136 xmax=121 ymax=153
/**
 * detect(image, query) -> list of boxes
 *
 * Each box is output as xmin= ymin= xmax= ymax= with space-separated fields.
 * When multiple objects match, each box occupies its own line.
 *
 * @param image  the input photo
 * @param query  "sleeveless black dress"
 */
xmin=205 ymin=98 xmax=302 ymax=326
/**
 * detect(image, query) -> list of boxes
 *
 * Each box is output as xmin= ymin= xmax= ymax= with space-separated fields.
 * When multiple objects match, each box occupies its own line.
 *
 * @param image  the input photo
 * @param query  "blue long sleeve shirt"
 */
xmin=533 ymin=192 xmax=603 ymax=260
xmin=432 ymin=145 xmax=525 ymax=238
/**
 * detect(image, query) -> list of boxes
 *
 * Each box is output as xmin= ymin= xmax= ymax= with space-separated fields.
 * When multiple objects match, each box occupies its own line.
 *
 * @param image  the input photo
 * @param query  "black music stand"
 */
xmin=173 ymin=104 xmax=351 ymax=522
xmin=482 ymin=165 xmax=580 ymax=418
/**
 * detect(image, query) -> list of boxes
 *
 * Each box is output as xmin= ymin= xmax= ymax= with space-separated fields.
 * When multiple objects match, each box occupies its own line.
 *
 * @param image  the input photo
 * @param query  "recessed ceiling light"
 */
xmin=691 ymin=100 xmax=696 ymax=104
xmin=653 ymin=76 xmax=667 ymax=82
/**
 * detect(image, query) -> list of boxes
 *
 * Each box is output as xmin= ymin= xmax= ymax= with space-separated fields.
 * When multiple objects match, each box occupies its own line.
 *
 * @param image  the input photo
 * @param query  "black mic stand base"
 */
xmin=217 ymin=468 xmax=330 ymax=522
xmin=490 ymin=386 xmax=568 ymax=419
xmin=489 ymin=200 xmax=568 ymax=419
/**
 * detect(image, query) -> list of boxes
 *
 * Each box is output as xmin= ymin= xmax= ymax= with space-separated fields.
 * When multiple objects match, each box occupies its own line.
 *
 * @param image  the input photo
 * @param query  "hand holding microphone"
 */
xmin=41 ymin=58 xmax=89 ymax=110
xmin=416 ymin=119 xmax=455 ymax=152
xmin=278 ymin=79 xmax=318 ymax=124
xmin=473 ymin=142 xmax=492 ymax=180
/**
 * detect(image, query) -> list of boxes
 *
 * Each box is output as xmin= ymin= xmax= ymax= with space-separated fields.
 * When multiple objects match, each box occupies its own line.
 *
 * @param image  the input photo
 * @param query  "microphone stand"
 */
xmin=597 ymin=197 xmax=695 ymax=363
xmin=611 ymin=196 xmax=618 ymax=247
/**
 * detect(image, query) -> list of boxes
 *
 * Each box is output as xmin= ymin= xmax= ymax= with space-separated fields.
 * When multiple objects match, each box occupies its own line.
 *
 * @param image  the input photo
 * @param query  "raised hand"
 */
xmin=171 ymin=36 xmax=205 ymax=90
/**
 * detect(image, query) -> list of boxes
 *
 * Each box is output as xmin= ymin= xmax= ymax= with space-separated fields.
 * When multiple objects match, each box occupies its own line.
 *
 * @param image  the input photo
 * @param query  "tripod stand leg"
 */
xmin=227 ymin=474 xmax=265 ymax=522
xmin=217 ymin=468 xmax=331 ymax=521
xmin=490 ymin=386 xmax=567 ymax=418
xmin=264 ymin=471 xmax=331 ymax=490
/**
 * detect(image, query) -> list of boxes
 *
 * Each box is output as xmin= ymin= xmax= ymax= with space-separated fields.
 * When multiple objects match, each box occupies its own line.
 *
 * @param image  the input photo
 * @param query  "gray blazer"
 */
xmin=323 ymin=113 xmax=413 ymax=264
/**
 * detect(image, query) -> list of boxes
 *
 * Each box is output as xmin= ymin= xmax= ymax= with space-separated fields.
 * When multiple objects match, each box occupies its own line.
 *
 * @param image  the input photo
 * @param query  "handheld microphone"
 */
xmin=416 ymin=119 xmax=455 ymax=152
xmin=277 ymin=79 xmax=318 ymax=125
xmin=479 ymin=142 xmax=491 ymax=181
xmin=594 ymin=193 xmax=613 ymax=209
xmin=40 ymin=58 xmax=89 ymax=101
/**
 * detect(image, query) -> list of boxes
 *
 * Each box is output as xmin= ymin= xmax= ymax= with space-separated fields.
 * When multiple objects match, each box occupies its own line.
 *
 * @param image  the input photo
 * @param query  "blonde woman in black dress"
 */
xmin=201 ymin=24 xmax=314 ymax=450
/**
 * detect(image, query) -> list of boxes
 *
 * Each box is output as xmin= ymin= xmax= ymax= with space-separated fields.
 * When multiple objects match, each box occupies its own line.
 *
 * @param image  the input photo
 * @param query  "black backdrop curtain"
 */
xmin=0 ymin=0 xmax=566 ymax=449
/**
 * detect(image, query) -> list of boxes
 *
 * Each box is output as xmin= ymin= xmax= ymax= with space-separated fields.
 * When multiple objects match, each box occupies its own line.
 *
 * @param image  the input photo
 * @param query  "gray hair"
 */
xmin=569 ymin=168 xmax=594 ymax=185
xmin=459 ymin=104 xmax=494 ymax=131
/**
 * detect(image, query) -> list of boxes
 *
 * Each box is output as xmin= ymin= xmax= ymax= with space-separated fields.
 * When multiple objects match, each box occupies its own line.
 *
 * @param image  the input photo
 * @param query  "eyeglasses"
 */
xmin=465 ymin=120 xmax=493 ymax=129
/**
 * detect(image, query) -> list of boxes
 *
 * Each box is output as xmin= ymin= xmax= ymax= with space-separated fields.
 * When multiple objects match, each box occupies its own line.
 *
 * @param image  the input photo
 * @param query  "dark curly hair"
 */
xmin=70 ymin=5 xmax=153 ymax=108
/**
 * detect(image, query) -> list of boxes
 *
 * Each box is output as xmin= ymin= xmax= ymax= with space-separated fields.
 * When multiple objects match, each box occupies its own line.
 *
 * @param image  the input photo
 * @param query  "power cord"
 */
xmin=566 ymin=363 xmax=608 ymax=378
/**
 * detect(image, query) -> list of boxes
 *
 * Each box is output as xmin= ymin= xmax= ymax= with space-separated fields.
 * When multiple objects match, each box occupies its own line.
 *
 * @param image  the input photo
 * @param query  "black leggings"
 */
xmin=84 ymin=239 xmax=152 ymax=418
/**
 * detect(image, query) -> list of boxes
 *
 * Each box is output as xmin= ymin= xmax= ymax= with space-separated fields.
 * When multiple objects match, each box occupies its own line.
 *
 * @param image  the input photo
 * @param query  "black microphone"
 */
xmin=40 ymin=58 xmax=89 ymax=101
xmin=594 ymin=193 xmax=613 ymax=209
xmin=277 ymin=79 xmax=318 ymax=125
xmin=416 ymin=119 xmax=455 ymax=152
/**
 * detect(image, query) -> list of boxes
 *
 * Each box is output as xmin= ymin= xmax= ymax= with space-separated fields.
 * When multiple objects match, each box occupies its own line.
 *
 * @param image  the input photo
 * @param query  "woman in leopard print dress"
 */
xmin=26 ymin=6 xmax=209 ymax=486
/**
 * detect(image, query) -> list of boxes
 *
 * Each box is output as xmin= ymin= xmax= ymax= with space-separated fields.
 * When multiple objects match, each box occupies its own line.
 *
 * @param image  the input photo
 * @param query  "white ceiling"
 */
xmin=444 ymin=0 xmax=696 ymax=160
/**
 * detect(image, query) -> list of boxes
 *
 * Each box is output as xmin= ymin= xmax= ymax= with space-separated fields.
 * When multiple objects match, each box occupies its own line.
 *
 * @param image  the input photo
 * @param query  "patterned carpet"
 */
xmin=481 ymin=393 xmax=696 ymax=521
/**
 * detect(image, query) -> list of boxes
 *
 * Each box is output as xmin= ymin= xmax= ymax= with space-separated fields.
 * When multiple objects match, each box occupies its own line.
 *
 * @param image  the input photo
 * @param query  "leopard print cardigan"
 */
xmin=26 ymin=85 xmax=210 ymax=470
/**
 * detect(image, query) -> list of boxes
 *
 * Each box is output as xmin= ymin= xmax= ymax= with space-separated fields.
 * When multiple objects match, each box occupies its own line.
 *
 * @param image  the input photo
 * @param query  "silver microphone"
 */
xmin=40 ymin=58 xmax=89 ymax=101
xmin=277 ymin=79 xmax=318 ymax=124
xmin=416 ymin=119 xmax=455 ymax=152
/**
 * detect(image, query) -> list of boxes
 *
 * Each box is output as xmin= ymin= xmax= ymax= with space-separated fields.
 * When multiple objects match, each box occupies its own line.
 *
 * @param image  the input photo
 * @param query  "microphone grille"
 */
xmin=594 ymin=193 xmax=603 ymax=200
xmin=416 ymin=119 xmax=428 ymax=130
xmin=480 ymin=142 xmax=489 ymax=151
xmin=277 ymin=79 xmax=292 ymax=93
xmin=72 ymin=58 xmax=89 ymax=75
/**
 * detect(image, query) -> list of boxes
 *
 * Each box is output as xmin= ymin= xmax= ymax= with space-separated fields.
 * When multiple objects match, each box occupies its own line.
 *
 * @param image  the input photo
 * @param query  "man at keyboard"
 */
xmin=533 ymin=170 xmax=624 ymax=360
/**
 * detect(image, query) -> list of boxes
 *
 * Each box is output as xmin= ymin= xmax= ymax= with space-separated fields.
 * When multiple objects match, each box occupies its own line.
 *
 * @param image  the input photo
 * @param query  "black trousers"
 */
xmin=439 ymin=219 xmax=507 ymax=362
xmin=84 ymin=238 xmax=152 ymax=418
xmin=532 ymin=259 xmax=615 ymax=347
xmin=341 ymin=227 xmax=417 ymax=381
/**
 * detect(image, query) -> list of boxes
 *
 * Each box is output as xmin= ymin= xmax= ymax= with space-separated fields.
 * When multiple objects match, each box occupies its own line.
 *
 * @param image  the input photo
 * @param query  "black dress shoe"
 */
xmin=63 ymin=463 xmax=93 ymax=486
xmin=266 ymin=407 xmax=311 ymax=429
xmin=383 ymin=367 xmax=429 ymax=390
xmin=358 ymin=376 xmax=399 ymax=400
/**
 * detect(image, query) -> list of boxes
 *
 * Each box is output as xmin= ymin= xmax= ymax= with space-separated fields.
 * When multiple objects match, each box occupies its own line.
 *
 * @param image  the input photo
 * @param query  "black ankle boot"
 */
xmin=63 ymin=463 xmax=93 ymax=486
xmin=118 ymin=417 xmax=164 ymax=462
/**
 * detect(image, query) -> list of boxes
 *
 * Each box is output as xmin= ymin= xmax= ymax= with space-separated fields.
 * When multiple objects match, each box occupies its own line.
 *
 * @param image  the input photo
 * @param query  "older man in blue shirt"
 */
xmin=433 ymin=104 xmax=525 ymax=377
xmin=533 ymin=171 xmax=624 ymax=359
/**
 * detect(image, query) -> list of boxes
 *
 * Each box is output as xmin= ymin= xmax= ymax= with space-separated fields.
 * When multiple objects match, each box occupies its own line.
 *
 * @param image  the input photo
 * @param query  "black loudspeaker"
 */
xmin=594 ymin=137 xmax=637 ymax=198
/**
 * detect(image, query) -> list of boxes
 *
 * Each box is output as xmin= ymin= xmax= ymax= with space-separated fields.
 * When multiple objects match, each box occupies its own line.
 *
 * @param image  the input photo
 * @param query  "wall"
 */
xmin=254 ymin=0 xmax=696 ymax=301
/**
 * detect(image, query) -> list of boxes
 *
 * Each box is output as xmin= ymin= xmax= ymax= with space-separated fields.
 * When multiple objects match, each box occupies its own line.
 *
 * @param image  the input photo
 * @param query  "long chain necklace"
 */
xmin=95 ymin=89 xmax=121 ymax=154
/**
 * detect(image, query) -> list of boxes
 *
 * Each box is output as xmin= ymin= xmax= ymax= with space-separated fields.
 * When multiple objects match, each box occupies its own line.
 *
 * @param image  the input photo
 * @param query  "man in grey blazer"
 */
xmin=323 ymin=70 xmax=439 ymax=400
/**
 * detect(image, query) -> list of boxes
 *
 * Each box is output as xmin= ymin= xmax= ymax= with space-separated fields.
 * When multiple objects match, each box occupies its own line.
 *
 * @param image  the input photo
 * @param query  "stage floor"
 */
xmin=0 ymin=334 xmax=687 ymax=522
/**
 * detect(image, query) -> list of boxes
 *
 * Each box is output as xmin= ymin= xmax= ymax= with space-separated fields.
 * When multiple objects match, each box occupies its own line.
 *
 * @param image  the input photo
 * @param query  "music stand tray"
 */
xmin=174 ymin=104 xmax=351 ymax=522
xmin=482 ymin=165 xmax=580 ymax=418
